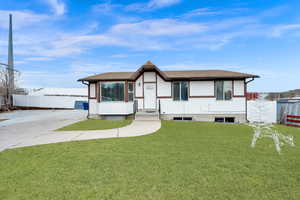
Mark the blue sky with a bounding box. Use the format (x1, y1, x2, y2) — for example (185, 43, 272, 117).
(0, 0, 300, 92)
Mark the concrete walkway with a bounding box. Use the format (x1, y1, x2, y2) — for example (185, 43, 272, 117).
(8, 120, 161, 150)
(0, 110, 161, 151)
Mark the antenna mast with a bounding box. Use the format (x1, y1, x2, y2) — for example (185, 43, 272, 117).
(7, 14, 14, 107)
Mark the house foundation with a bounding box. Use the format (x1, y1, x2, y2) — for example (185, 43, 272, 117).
(160, 114, 246, 123)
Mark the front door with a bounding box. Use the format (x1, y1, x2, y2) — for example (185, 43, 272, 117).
(144, 83, 156, 109)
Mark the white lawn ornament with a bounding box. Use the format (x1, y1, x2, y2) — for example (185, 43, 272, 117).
(249, 123, 295, 154)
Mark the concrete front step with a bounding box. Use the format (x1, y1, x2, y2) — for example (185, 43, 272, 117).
(135, 115, 160, 121)
(135, 110, 160, 121)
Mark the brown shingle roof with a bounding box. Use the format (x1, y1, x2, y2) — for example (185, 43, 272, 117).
(80, 72, 134, 81)
(164, 70, 258, 79)
(78, 61, 259, 81)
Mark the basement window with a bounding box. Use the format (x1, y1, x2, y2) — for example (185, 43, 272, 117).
(215, 117, 225, 123)
(215, 117, 235, 123)
(173, 117, 183, 121)
(173, 117, 193, 121)
(183, 117, 192, 121)
(225, 117, 235, 123)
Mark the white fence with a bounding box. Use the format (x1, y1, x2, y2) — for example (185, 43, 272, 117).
(13, 95, 87, 109)
(0, 96, 4, 109)
(247, 100, 277, 123)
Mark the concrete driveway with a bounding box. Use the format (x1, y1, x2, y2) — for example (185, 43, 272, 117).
(0, 110, 161, 152)
(0, 110, 87, 151)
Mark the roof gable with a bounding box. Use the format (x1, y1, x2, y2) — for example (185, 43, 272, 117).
(130, 61, 169, 80)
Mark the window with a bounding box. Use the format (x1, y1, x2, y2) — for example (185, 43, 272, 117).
(173, 117, 193, 121)
(128, 82, 134, 101)
(215, 117, 225, 123)
(183, 117, 192, 121)
(215, 81, 232, 100)
(225, 117, 235, 123)
(215, 117, 235, 123)
(173, 81, 188, 101)
(101, 82, 124, 101)
(173, 117, 183, 121)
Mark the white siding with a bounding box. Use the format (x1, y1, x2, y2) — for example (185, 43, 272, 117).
(98, 102, 134, 115)
(157, 75, 171, 97)
(190, 81, 214, 96)
(143, 72, 156, 82)
(160, 98, 246, 115)
(137, 98, 144, 110)
(135, 75, 143, 97)
(234, 80, 245, 96)
(89, 83, 96, 98)
(89, 99, 98, 114)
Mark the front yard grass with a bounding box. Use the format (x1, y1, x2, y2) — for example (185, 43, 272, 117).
(56, 119, 132, 131)
(0, 121, 300, 200)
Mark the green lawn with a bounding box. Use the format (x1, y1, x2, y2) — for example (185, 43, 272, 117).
(0, 121, 300, 200)
(56, 119, 132, 131)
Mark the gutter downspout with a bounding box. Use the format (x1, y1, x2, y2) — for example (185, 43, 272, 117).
(245, 77, 255, 122)
(246, 77, 255, 84)
(81, 81, 89, 119)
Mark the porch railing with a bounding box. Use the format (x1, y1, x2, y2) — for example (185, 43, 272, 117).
(133, 100, 138, 114)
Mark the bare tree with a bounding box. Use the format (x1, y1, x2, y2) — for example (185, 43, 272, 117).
(0, 65, 20, 111)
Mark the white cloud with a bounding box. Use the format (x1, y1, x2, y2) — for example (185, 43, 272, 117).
(44, 0, 66, 16)
(110, 54, 130, 58)
(0, 4, 296, 63)
(0, 11, 271, 61)
(47, 18, 207, 52)
(91, 2, 141, 23)
(70, 61, 135, 77)
(182, 8, 223, 18)
(110, 53, 144, 58)
(147, 0, 181, 9)
(126, 0, 181, 11)
(110, 19, 206, 36)
(0, 29, 85, 57)
(52, 34, 130, 50)
(0, 10, 49, 29)
(20, 61, 136, 88)
(92, 2, 121, 15)
(161, 63, 243, 71)
(19, 70, 82, 88)
(260, 5, 289, 17)
(25, 57, 54, 61)
(271, 24, 300, 37)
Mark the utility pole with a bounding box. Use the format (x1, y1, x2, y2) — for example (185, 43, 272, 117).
(7, 14, 14, 107)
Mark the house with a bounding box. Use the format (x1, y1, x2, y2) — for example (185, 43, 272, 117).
(78, 61, 259, 122)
